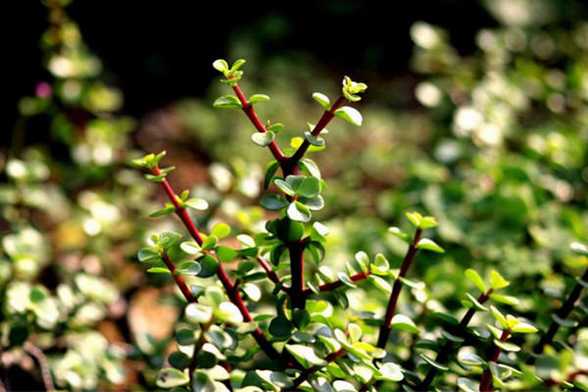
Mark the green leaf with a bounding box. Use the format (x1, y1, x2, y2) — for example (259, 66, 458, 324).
(138, 248, 160, 262)
(273, 178, 296, 196)
(335, 106, 363, 126)
(285, 345, 326, 368)
(249, 94, 270, 104)
(372, 253, 390, 274)
(391, 314, 419, 333)
(251, 131, 276, 147)
(267, 122, 284, 132)
(198, 255, 219, 278)
(269, 316, 293, 339)
(156, 368, 189, 388)
(419, 216, 438, 229)
(406, 211, 423, 227)
(388, 226, 409, 242)
(264, 161, 280, 190)
(458, 351, 484, 367)
(552, 314, 578, 328)
(304, 132, 325, 147)
(416, 238, 444, 253)
(185, 198, 209, 210)
(377, 362, 403, 382)
(213, 95, 242, 109)
(299, 158, 321, 179)
(490, 293, 519, 306)
(212, 59, 229, 73)
(342, 76, 368, 102)
(463, 292, 488, 311)
(457, 378, 478, 392)
(180, 241, 201, 255)
(242, 283, 261, 302)
(176, 260, 201, 276)
(147, 267, 171, 274)
(216, 246, 238, 263)
(185, 303, 213, 324)
(295, 176, 321, 198)
(287, 202, 311, 222)
(211, 223, 231, 239)
(511, 322, 538, 334)
(489, 270, 510, 290)
(465, 269, 486, 293)
(490, 305, 508, 329)
(149, 205, 176, 218)
(494, 339, 520, 352)
(214, 302, 243, 324)
(420, 354, 449, 371)
(570, 241, 588, 255)
(169, 351, 191, 370)
(260, 193, 288, 211)
(312, 92, 331, 109)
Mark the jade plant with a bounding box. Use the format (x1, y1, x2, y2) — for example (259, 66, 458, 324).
(131, 59, 541, 391)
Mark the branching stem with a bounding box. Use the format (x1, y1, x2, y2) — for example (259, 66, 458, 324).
(419, 290, 493, 389)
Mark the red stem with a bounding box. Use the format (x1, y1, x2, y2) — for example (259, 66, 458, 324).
(256, 256, 286, 290)
(287, 96, 346, 171)
(302, 271, 371, 297)
(162, 253, 196, 302)
(232, 84, 287, 166)
(152, 168, 294, 366)
(377, 228, 422, 348)
(479, 330, 510, 392)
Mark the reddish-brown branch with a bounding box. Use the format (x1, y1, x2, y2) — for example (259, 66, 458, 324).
(24, 342, 55, 392)
(534, 267, 588, 356)
(479, 329, 510, 392)
(377, 228, 423, 348)
(232, 84, 287, 166)
(256, 256, 287, 290)
(287, 96, 346, 171)
(418, 290, 493, 389)
(151, 168, 296, 367)
(302, 271, 371, 297)
(162, 253, 196, 302)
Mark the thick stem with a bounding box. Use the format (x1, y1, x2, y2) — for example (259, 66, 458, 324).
(302, 271, 370, 297)
(288, 242, 306, 309)
(287, 97, 346, 172)
(232, 84, 287, 166)
(479, 330, 510, 392)
(162, 253, 196, 302)
(419, 290, 492, 389)
(533, 267, 588, 356)
(377, 229, 422, 348)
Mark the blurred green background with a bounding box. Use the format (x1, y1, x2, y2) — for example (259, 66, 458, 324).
(4, 0, 588, 389)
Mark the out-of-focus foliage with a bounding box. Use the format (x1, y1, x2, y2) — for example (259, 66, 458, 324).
(3, 0, 588, 390)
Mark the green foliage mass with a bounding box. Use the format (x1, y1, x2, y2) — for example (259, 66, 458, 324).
(3, 1, 588, 391)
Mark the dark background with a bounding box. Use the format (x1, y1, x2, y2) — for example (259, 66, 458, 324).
(6, 1, 500, 133)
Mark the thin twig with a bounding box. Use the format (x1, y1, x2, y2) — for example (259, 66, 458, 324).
(377, 228, 422, 348)
(288, 349, 346, 390)
(418, 290, 493, 389)
(533, 267, 588, 356)
(302, 271, 371, 297)
(24, 342, 54, 392)
(232, 84, 287, 166)
(162, 253, 196, 302)
(479, 329, 510, 392)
